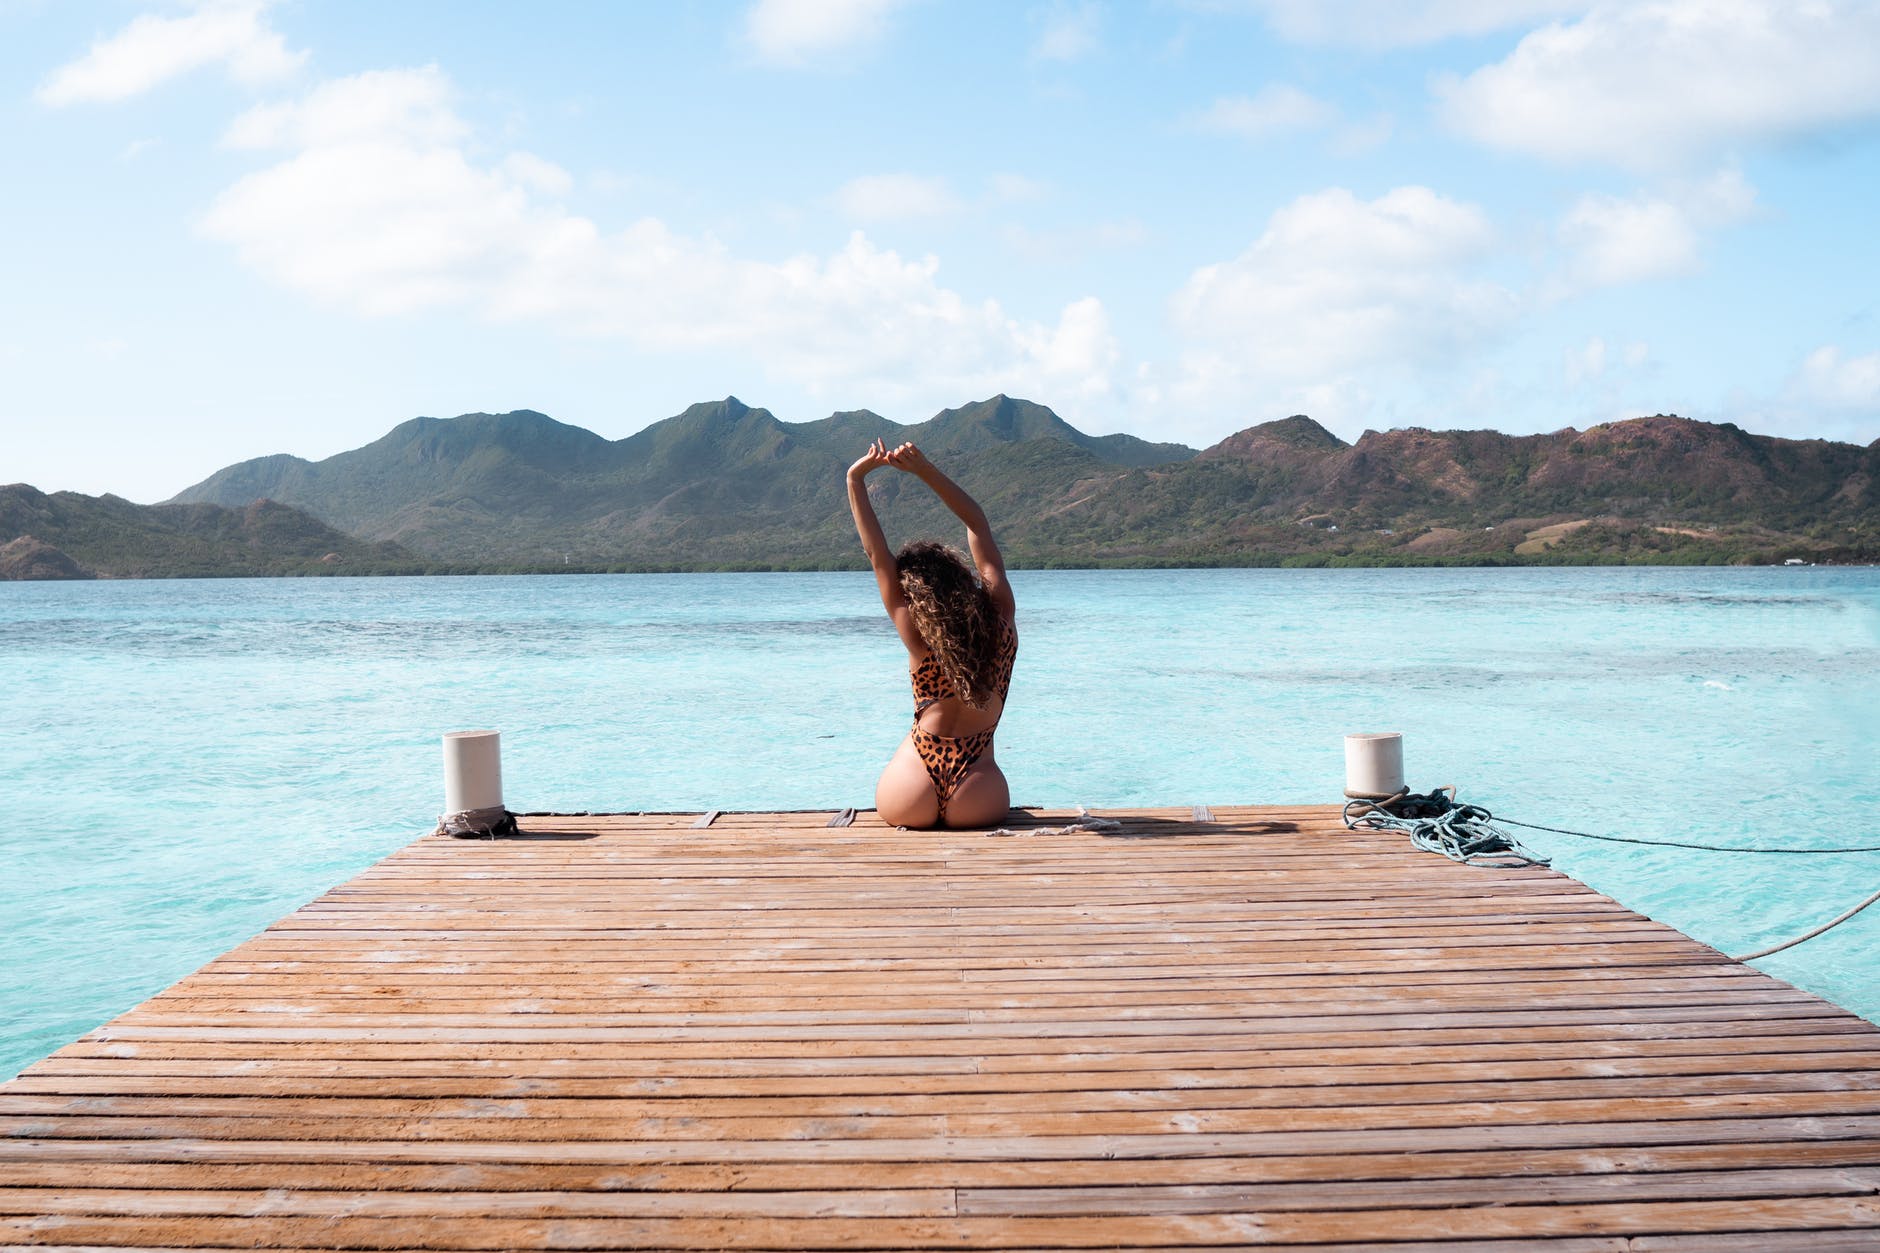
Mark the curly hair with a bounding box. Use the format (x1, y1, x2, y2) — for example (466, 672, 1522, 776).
(896, 540, 1004, 709)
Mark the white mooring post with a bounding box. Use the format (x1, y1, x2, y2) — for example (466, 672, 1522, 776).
(1343, 731, 1405, 800)
(442, 730, 505, 823)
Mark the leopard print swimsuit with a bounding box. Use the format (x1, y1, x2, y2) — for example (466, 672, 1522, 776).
(909, 617, 1018, 822)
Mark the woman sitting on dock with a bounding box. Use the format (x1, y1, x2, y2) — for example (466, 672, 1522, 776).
(847, 440, 1017, 829)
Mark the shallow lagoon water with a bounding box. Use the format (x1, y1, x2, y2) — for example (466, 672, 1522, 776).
(3, 566, 1876, 1078)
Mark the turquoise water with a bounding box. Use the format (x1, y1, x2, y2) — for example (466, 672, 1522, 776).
(2, 567, 1876, 1078)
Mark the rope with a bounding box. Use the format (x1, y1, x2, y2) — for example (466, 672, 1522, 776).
(435, 806, 517, 839)
(1498, 817, 1880, 855)
(1342, 788, 1550, 868)
(1732, 886, 1880, 961)
(985, 804, 1123, 837)
(1483, 804, 1880, 958)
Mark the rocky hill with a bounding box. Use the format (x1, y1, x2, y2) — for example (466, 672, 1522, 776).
(169, 396, 1198, 566)
(0, 485, 423, 579)
(0, 536, 91, 580)
(135, 398, 1880, 570)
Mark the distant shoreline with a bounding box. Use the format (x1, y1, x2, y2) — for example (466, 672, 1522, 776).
(9, 556, 1871, 583)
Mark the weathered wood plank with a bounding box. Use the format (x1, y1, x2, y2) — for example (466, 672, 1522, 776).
(6, 1198, 1880, 1249)
(16, 1050, 1880, 1099)
(4, 1139, 1879, 1192)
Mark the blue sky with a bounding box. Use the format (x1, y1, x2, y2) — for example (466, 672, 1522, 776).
(6, 0, 1880, 501)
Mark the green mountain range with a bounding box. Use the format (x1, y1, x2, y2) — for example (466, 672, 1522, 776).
(5, 395, 1876, 578)
(0, 485, 418, 579)
(167, 395, 1197, 568)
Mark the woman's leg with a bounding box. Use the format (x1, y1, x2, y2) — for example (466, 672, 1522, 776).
(875, 734, 941, 828)
(941, 756, 1010, 829)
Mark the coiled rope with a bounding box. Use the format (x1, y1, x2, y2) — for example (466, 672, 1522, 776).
(1352, 788, 1878, 962)
(1342, 788, 1550, 868)
(435, 805, 517, 839)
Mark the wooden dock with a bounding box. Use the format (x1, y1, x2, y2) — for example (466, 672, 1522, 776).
(5, 804, 1879, 1249)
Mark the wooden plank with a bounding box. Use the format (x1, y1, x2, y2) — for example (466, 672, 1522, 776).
(5, 1199, 1880, 1248)
(17, 1050, 1880, 1099)
(12, 1061, 1880, 1112)
(13, 1091, 1880, 1145)
(4, 1140, 1880, 1192)
(11, 1115, 1880, 1165)
(14, 1166, 1880, 1219)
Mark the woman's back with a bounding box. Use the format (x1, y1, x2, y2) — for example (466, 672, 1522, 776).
(910, 615, 1017, 737)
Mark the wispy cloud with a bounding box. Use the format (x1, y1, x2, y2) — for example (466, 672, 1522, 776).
(1739, 343, 1880, 443)
(1032, 1, 1102, 61)
(1191, 84, 1392, 156)
(37, 0, 305, 106)
(1191, 84, 1334, 139)
(1218, 0, 1593, 50)
(989, 173, 1050, 204)
(832, 173, 961, 222)
(1795, 345, 1880, 413)
(1002, 218, 1147, 262)
(1563, 335, 1651, 394)
(742, 0, 912, 67)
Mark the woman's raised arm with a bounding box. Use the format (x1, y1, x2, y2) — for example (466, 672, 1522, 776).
(886, 444, 1014, 620)
(847, 440, 926, 653)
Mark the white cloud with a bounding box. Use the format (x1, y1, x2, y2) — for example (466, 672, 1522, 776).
(1164, 186, 1519, 432)
(1437, 0, 1880, 170)
(1226, 0, 1593, 49)
(1192, 86, 1392, 156)
(1331, 112, 1395, 156)
(989, 172, 1050, 203)
(1796, 345, 1880, 411)
(37, 0, 304, 106)
(1749, 344, 1880, 442)
(1033, 2, 1103, 61)
(1565, 335, 1607, 385)
(1565, 334, 1650, 385)
(1002, 218, 1148, 261)
(1559, 193, 1700, 287)
(1174, 185, 1515, 377)
(1192, 84, 1335, 139)
(1555, 166, 1757, 291)
(501, 152, 575, 198)
(743, 0, 910, 66)
(221, 66, 465, 150)
(199, 67, 1117, 407)
(832, 173, 961, 222)
(1680, 164, 1758, 225)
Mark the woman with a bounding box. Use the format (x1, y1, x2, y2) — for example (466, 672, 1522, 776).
(847, 439, 1017, 829)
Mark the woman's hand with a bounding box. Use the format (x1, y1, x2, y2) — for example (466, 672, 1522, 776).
(886, 442, 935, 478)
(848, 438, 892, 480)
